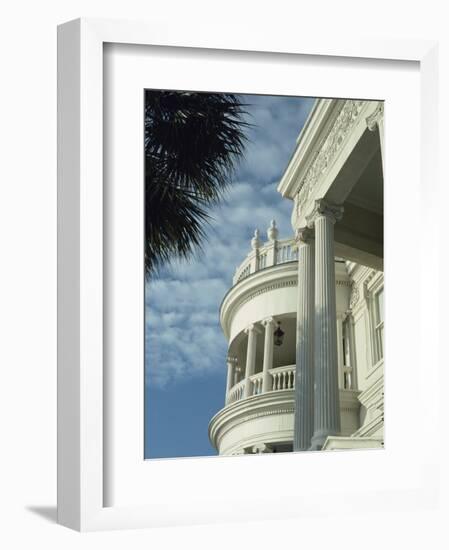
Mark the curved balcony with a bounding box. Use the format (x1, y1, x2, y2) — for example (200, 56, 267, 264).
(209, 361, 361, 455)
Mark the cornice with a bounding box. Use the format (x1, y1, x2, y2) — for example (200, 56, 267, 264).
(352, 414, 384, 439)
(357, 375, 384, 408)
(277, 99, 337, 199)
(208, 391, 295, 449)
(215, 407, 295, 449)
(221, 260, 351, 341)
(220, 263, 298, 339)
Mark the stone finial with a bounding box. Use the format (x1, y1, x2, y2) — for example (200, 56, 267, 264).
(251, 228, 261, 250)
(267, 219, 279, 241)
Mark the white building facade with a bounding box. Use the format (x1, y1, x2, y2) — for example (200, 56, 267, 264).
(209, 98, 384, 455)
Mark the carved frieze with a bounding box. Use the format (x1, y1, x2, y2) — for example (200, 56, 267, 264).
(349, 283, 360, 308)
(296, 100, 365, 210)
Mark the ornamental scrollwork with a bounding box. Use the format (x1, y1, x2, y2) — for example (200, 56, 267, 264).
(366, 102, 384, 132)
(349, 283, 360, 308)
(296, 100, 365, 208)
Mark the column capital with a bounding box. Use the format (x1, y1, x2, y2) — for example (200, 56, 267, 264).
(306, 199, 344, 227)
(226, 355, 238, 365)
(366, 102, 384, 132)
(261, 316, 276, 328)
(244, 323, 261, 335)
(294, 226, 314, 245)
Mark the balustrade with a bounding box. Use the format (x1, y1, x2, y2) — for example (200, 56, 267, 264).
(249, 373, 263, 396)
(276, 243, 298, 264)
(270, 365, 295, 391)
(232, 237, 298, 286)
(226, 364, 296, 404)
(227, 379, 245, 404)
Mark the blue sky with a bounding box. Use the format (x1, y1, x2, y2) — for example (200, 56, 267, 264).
(145, 94, 315, 459)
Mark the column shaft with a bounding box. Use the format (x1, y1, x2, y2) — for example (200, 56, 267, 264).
(262, 319, 275, 393)
(293, 232, 315, 451)
(225, 360, 234, 402)
(310, 204, 342, 450)
(244, 325, 258, 398)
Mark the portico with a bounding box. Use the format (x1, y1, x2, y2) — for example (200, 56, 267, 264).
(278, 98, 384, 451)
(209, 98, 384, 456)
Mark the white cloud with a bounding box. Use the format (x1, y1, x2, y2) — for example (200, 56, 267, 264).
(145, 95, 314, 388)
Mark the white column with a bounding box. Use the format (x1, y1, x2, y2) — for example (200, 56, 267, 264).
(244, 324, 259, 398)
(262, 317, 276, 393)
(308, 200, 343, 450)
(225, 357, 236, 402)
(293, 228, 315, 452)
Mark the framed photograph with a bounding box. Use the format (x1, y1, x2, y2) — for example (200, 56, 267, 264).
(58, 18, 441, 531)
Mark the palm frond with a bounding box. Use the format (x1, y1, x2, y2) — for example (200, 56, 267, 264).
(144, 90, 250, 274)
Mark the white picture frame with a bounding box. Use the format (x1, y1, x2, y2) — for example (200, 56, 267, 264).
(57, 17, 442, 532)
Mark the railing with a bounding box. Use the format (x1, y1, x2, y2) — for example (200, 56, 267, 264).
(249, 372, 263, 396)
(227, 379, 245, 404)
(236, 264, 251, 283)
(227, 365, 296, 405)
(232, 237, 297, 286)
(276, 243, 298, 265)
(270, 365, 295, 391)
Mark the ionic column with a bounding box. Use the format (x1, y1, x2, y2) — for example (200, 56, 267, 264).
(262, 317, 276, 393)
(307, 200, 344, 450)
(244, 324, 260, 398)
(293, 228, 315, 452)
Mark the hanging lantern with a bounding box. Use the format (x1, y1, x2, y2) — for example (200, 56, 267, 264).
(274, 322, 284, 346)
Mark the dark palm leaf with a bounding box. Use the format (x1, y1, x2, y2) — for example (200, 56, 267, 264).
(144, 90, 250, 274)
